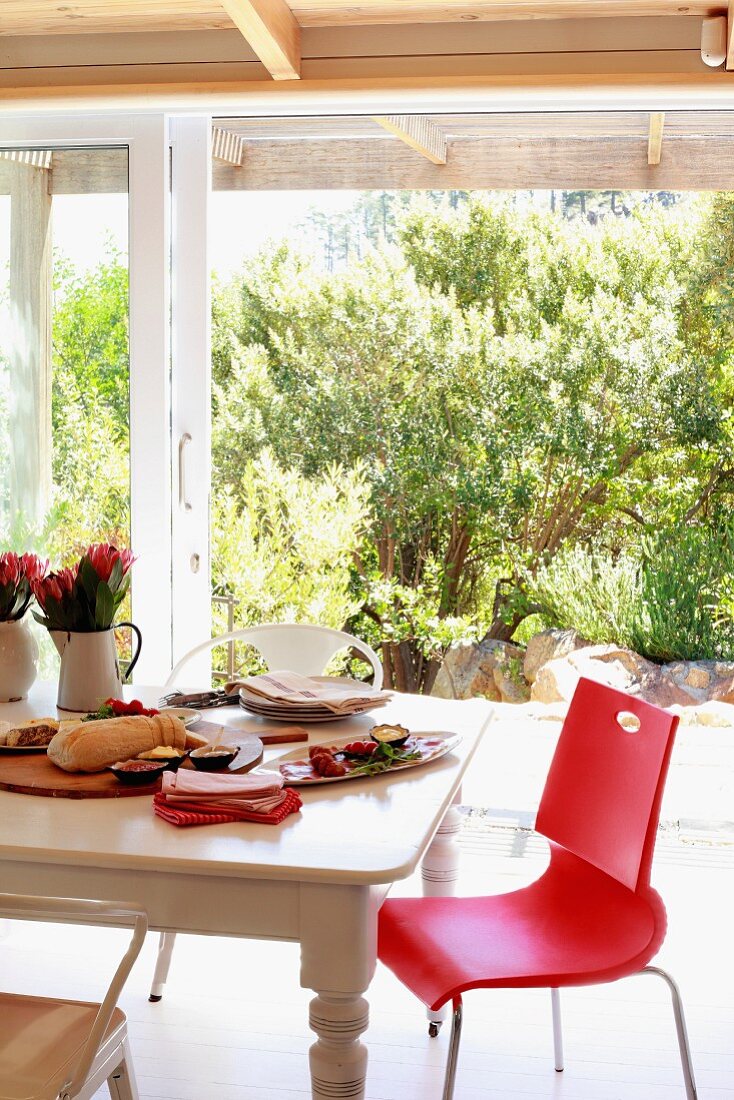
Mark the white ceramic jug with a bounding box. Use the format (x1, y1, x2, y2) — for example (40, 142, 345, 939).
(50, 622, 142, 712)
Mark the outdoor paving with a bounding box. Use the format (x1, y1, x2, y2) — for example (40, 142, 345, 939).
(461, 701, 734, 841)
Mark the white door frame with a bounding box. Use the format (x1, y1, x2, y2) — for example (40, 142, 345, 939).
(0, 114, 172, 683)
(170, 115, 212, 682)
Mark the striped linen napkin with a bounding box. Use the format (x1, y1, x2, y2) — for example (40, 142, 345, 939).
(153, 769, 302, 827)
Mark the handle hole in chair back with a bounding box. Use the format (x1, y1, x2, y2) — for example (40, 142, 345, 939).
(535, 677, 679, 891)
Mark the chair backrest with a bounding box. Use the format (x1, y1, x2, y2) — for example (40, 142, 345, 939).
(166, 622, 384, 691)
(535, 677, 679, 892)
(0, 894, 147, 1098)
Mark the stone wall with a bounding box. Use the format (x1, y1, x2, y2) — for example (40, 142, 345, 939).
(431, 628, 734, 709)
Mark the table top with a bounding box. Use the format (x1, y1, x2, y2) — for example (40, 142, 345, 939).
(0, 683, 492, 886)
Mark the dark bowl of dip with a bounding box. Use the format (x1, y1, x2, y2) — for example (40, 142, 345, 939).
(109, 759, 167, 786)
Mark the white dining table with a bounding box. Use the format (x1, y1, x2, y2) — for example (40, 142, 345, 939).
(0, 682, 492, 1100)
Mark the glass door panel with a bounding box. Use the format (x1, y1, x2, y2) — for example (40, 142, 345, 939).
(0, 146, 130, 673)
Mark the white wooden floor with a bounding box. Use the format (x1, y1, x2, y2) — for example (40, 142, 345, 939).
(2, 820, 732, 1100)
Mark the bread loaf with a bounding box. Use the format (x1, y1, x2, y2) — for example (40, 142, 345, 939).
(47, 712, 186, 773)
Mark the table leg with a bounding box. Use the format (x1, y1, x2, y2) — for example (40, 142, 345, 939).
(300, 882, 378, 1100)
(422, 785, 463, 1034)
(309, 991, 370, 1099)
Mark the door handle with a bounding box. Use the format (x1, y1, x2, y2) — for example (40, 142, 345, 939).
(178, 432, 192, 512)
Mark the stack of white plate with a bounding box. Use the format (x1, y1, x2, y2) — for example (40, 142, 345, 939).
(238, 676, 389, 724)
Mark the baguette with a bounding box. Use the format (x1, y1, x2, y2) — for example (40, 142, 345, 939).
(47, 712, 187, 773)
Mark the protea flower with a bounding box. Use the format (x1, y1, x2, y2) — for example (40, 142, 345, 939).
(0, 552, 48, 622)
(85, 544, 135, 585)
(33, 544, 135, 633)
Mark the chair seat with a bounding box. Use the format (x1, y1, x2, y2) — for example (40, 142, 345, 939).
(378, 844, 664, 1012)
(0, 993, 126, 1100)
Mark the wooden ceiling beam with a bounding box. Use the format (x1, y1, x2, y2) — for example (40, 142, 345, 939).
(647, 111, 665, 163)
(219, 0, 300, 79)
(373, 115, 447, 164)
(292, 1, 724, 27)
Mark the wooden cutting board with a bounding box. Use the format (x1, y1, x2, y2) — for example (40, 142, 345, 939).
(0, 723, 264, 799)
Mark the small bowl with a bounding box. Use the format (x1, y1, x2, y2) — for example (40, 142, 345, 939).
(189, 745, 240, 771)
(137, 749, 190, 772)
(109, 760, 167, 786)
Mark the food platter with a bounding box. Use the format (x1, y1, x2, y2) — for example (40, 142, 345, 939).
(256, 730, 462, 786)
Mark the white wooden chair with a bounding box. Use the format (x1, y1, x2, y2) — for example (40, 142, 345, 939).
(150, 622, 384, 1002)
(0, 894, 147, 1100)
(164, 622, 383, 692)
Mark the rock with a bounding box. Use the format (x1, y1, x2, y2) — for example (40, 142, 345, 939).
(523, 629, 591, 685)
(431, 639, 526, 702)
(493, 655, 531, 703)
(668, 701, 734, 727)
(531, 644, 695, 707)
(662, 661, 734, 706)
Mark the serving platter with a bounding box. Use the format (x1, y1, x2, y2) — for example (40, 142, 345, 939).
(256, 730, 462, 786)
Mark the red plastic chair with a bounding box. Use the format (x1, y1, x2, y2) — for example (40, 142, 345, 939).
(378, 677, 697, 1100)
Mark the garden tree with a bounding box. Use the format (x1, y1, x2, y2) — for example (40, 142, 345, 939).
(213, 196, 720, 690)
(49, 251, 130, 562)
(211, 451, 370, 644)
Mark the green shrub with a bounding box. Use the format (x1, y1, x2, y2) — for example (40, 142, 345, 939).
(528, 544, 642, 649)
(529, 526, 734, 663)
(633, 525, 734, 662)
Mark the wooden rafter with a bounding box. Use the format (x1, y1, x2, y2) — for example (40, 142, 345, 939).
(212, 127, 246, 166)
(647, 111, 664, 164)
(373, 115, 447, 164)
(219, 0, 300, 80)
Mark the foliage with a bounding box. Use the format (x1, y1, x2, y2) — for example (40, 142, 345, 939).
(530, 527, 734, 663)
(529, 544, 643, 649)
(210, 452, 370, 677)
(213, 195, 723, 689)
(634, 525, 734, 662)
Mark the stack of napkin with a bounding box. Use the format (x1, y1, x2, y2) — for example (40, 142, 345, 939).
(153, 769, 302, 827)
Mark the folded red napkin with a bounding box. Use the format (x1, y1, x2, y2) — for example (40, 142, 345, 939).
(154, 768, 301, 827)
(162, 769, 285, 806)
(153, 787, 302, 827)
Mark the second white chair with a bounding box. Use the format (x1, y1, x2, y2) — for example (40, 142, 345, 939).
(0, 894, 147, 1100)
(150, 621, 384, 1001)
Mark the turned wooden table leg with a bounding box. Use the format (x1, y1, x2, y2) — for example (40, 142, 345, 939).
(422, 785, 463, 1034)
(309, 992, 370, 1099)
(300, 882, 379, 1100)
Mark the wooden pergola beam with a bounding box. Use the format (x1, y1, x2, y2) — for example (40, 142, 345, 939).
(373, 115, 447, 164)
(212, 126, 246, 166)
(219, 0, 300, 80)
(212, 134, 734, 191)
(647, 111, 665, 163)
(0, 150, 52, 170)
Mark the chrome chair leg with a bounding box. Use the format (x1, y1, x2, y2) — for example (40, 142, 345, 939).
(441, 999, 463, 1100)
(641, 966, 698, 1100)
(551, 987, 564, 1071)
